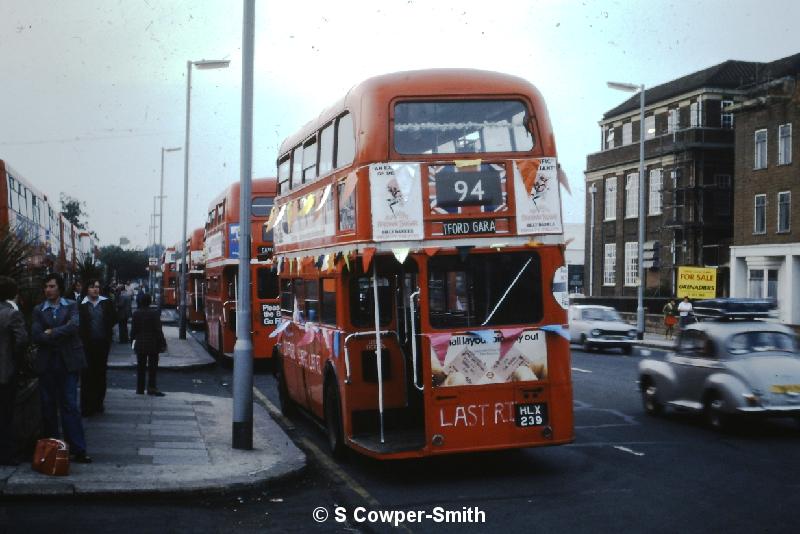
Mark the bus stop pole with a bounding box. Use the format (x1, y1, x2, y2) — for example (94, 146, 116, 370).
(232, 0, 255, 450)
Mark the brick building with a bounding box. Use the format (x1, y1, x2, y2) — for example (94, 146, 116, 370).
(585, 60, 767, 299)
(729, 53, 800, 325)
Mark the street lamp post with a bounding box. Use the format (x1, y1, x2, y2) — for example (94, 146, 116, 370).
(607, 81, 646, 339)
(179, 58, 231, 340)
(589, 183, 597, 296)
(158, 146, 181, 309)
(232, 0, 256, 451)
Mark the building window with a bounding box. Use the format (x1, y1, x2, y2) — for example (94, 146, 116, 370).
(622, 122, 632, 145)
(767, 269, 778, 299)
(754, 194, 766, 234)
(748, 269, 764, 298)
(778, 123, 792, 165)
(605, 126, 615, 150)
(754, 129, 768, 169)
(604, 177, 617, 220)
(690, 101, 702, 127)
(648, 168, 662, 215)
(624, 242, 639, 287)
(715, 174, 731, 189)
(644, 115, 655, 139)
(667, 109, 679, 133)
(721, 100, 733, 129)
(625, 173, 639, 218)
(603, 244, 616, 286)
(778, 191, 791, 233)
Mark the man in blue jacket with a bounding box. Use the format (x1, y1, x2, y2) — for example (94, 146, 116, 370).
(32, 273, 92, 463)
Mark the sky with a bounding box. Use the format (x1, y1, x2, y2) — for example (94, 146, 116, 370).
(1, 0, 798, 250)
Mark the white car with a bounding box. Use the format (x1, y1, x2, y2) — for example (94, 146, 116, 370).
(568, 305, 637, 354)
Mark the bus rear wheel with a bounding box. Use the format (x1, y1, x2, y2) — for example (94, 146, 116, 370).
(324, 378, 346, 458)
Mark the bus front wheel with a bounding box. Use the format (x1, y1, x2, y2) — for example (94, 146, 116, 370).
(324, 377, 346, 458)
(276, 358, 295, 417)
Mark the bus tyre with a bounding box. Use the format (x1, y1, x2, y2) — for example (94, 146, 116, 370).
(324, 378, 346, 458)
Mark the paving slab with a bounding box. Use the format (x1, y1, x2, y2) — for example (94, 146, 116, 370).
(0, 388, 305, 497)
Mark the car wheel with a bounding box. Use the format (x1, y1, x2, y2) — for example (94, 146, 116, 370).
(622, 344, 633, 355)
(641, 378, 663, 416)
(581, 334, 592, 352)
(324, 376, 346, 458)
(705, 393, 731, 431)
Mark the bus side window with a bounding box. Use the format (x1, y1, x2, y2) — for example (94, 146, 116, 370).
(335, 112, 354, 168)
(291, 146, 302, 190)
(280, 279, 293, 315)
(320, 278, 337, 325)
(293, 278, 305, 322)
(319, 123, 334, 176)
(277, 156, 290, 194)
(302, 137, 318, 183)
(257, 268, 278, 300)
(304, 279, 319, 322)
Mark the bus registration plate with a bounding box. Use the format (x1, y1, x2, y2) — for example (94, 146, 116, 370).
(515, 403, 548, 427)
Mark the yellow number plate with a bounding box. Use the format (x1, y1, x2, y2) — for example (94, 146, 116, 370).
(770, 384, 800, 394)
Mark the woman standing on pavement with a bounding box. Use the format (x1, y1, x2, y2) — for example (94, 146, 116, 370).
(129, 293, 166, 396)
(662, 299, 678, 339)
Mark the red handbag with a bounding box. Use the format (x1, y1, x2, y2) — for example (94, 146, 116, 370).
(32, 438, 70, 476)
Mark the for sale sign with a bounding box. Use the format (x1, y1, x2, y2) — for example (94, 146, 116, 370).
(677, 266, 717, 299)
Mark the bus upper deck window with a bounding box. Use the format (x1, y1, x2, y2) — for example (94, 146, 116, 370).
(251, 196, 273, 218)
(302, 138, 318, 183)
(393, 100, 534, 155)
(335, 113, 354, 167)
(319, 124, 334, 176)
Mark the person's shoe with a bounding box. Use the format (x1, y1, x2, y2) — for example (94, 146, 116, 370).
(73, 452, 93, 464)
(147, 389, 166, 397)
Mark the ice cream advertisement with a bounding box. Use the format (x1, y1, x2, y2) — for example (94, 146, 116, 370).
(513, 157, 563, 234)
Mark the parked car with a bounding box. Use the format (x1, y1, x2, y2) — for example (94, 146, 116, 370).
(568, 304, 637, 354)
(638, 299, 800, 430)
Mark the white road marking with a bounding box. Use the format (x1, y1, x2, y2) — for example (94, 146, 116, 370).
(572, 367, 593, 373)
(613, 445, 645, 457)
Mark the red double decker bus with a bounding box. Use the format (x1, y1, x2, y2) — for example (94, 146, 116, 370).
(268, 69, 574, 459)
(203, 178, 279, 359)
(161, 246, 178, 307)
(186, 227, 206, 329)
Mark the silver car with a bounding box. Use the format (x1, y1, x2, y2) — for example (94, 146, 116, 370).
(569, 304, 637, 354)
(638, 320, 800, 430)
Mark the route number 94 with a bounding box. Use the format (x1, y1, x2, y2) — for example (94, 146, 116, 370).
(436, 170, 502, 207)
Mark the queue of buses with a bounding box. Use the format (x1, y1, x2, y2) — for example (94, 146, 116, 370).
(1, 159, 97, 286)
(166, 68, 574, 460)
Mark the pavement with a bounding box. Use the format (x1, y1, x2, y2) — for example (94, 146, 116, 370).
(0, 312, 306, 498)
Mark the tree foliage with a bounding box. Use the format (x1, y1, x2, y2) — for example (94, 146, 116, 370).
(60, 193, 87, 230)
(97, 245, 149, 282)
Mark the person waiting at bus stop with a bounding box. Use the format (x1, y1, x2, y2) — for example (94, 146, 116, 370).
(130, 293, 166, 396)
(79, 278, 116, 416)
(115, 284, 131, 344)
(0, 276, 28, 466)
(32, 273, 92, 463)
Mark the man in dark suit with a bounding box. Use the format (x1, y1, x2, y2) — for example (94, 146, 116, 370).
(0, 276, 28, 466)
(32, 273, 91, 463)
(115, 285, 131, 344)
(79, 278, 116, 416)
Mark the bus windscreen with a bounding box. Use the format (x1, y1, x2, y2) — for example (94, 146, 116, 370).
(393, 100, 534, 154)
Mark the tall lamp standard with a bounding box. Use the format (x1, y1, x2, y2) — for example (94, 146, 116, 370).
(588, 183, 597, 296)
(158, 146, 182, 309)
(607, 81, 646, 339)
(179, 58, 231, 339)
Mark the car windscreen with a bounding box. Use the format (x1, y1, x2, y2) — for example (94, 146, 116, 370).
(726, 331, 798, 355)
(583, 308, 622, 322)
(394, 100, 534, 155)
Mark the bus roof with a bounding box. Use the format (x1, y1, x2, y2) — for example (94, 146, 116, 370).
(206, 177, 277, 214)
(278, 68, 555, 157)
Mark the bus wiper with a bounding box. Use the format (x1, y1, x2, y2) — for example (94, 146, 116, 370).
(481, 258, 532, 326)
